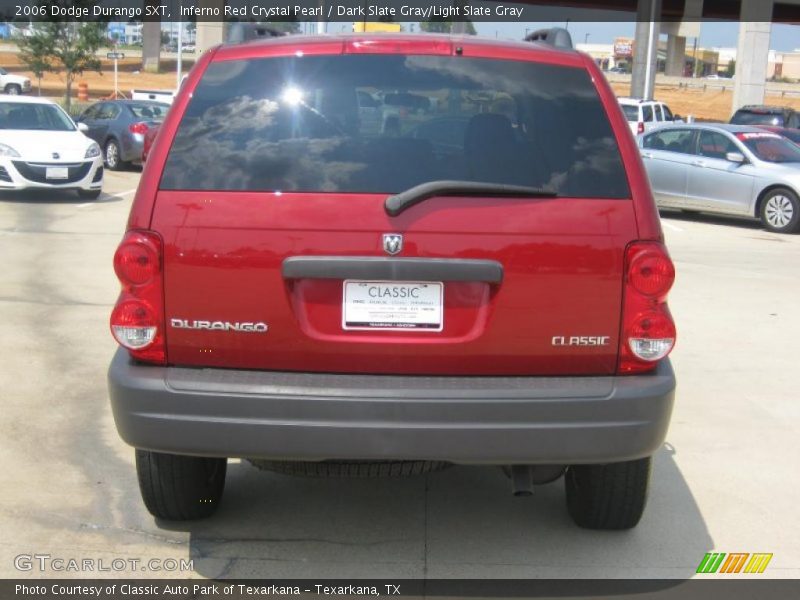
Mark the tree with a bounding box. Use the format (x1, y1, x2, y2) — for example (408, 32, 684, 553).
(726, 59, 736, 78)
(419, 20, 477, 35)
(16, 31, 52, 96)
(16, 21, 105, 111)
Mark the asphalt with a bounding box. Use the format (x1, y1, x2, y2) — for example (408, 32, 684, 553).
(1, 171, 798, 579)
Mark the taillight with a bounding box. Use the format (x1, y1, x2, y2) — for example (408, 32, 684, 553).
(110, 230, 165, 364)
(637, 121, 645, 135)
(129, 122, 149, 135)
(618, 242, 676, 374)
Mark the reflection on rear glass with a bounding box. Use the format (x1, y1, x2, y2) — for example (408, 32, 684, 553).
(161, 55, 630, 198)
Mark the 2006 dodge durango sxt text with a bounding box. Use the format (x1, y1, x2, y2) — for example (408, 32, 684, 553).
(107, 31, 677, 530)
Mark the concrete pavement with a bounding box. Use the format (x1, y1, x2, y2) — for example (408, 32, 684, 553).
(0, 174, 798, 579)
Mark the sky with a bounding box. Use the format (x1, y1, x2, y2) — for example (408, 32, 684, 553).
(472, 21, 800, 51)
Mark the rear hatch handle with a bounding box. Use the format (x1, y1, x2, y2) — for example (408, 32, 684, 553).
(283, 257, 503, 284)
(385, 180, 558, 216)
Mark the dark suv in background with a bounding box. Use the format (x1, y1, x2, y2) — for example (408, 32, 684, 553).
(731, 105, 800, 129)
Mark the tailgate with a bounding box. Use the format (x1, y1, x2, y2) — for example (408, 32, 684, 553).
(154, 193, 636, 375)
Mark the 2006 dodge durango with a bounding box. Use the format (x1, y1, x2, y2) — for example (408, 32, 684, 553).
(108, 31, 677, 530)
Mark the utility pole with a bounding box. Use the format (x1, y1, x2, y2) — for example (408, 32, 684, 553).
(176, 22, 183, 89)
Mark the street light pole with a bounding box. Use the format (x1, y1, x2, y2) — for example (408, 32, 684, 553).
(585, 33, 590, 44)
(176, 21, 183, 89)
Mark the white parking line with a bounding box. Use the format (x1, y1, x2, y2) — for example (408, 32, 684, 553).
(662, 221, 685, 232)
(77, 188, 138, 209)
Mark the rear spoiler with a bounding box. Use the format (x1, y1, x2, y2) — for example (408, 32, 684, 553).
(524, 27, 574, 50)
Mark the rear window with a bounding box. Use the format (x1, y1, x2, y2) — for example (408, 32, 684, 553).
(731, 110, 785, 127)
(621, 104, 639, 121)
(128, 103, 169, 120)
(160, 55, 630, 198)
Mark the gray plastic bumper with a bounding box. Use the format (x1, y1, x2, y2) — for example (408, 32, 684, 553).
(108, 349, 676, 464)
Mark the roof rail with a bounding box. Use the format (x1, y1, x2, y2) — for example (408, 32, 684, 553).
(524, 27, 574, 50)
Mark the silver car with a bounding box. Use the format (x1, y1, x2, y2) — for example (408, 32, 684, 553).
(639, 123, 800, 233)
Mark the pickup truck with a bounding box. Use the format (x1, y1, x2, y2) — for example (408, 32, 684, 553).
(0, 67, 31, 95)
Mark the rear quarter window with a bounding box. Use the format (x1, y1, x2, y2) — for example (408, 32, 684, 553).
(160, 54, 630, 199)
(621, 104, 639, 121)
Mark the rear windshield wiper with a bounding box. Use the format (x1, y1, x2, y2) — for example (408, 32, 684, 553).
(385, 180, 558, 217)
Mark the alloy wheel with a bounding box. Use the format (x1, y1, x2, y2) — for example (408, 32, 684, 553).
(765, 195, 794, 229)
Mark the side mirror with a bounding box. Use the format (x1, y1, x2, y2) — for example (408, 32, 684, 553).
(77, 122, 89, 132)
(726, 152, 746, 164)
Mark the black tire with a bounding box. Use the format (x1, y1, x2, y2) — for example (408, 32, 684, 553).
(77, 188, 102, 200)
(4, 84, 21, 95)
(565, 457, 651, 530)
(249, 459, 450, 478)
(104, 139, 125, 171)
(759, 187, 800, 234)
(135, 450, 227, 521)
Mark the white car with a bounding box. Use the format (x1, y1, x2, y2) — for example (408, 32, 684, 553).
(0, 96, 104, 198)
(0, 67, 32, 95)
(618, 98, 680, 136)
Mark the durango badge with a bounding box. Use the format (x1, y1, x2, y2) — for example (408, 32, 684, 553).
(170, 319, 268, 333)
(382, 233, 403, 255)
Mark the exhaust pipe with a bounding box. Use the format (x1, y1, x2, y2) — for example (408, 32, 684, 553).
(510, 465, 534, 497)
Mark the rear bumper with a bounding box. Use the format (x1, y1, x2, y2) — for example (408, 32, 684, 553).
(108, 349, 676, 465)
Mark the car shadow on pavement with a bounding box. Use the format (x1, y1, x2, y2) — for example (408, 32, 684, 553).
(660, 209, 764, 232)
(156, 443, 711, 579)
(0, 189, 125, 204)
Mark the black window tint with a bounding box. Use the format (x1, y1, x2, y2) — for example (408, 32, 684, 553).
(161, 55, 630, 198)
(642, 105, 654, 122)
(662, 104, 674, 121)
(644, 129, 696, 154)
(654, 105, 664, 121)
(697, 131, 738, 159)
(731, 110, 783, 127)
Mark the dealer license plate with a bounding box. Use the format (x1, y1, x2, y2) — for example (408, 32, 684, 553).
(46, 167, 69, 180)
(342, 280, 443, 332)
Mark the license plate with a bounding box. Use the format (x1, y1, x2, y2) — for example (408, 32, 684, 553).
(342, 280, 443, 332)
(46, 167, 69, 180)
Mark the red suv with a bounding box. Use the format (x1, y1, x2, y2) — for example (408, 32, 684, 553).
(108, 32, 676, 530)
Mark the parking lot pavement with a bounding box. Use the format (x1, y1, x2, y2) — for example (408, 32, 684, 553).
(1, 177, 798, 580)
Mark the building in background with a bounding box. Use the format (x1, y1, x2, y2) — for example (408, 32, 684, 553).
(352, 22, 403, 33)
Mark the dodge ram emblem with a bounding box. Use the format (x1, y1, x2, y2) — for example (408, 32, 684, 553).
(383, 233, 403, 255)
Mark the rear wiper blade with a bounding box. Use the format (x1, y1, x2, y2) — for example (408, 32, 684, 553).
(385, 180, 558, 217)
